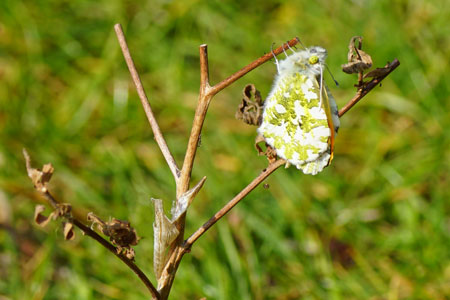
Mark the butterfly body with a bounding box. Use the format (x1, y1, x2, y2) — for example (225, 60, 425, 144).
(257, 46, 340, 175)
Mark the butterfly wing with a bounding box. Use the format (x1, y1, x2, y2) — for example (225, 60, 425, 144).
(258, 72, 331, 169)
(297, 78, 338, 175)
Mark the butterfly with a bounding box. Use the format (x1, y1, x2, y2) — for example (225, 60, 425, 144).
(257, 45, 340, 175)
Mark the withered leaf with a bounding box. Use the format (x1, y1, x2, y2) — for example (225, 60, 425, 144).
(123, 248, 136, 260)
(55, 203, 72, 218)
(363, 63, 394, 79)
(106, 218, 139, 247)
(87, 212, 108, 235)
(23, 149, 54, 193)
(63, 222, 75, 240)
(255, 134, 266, 156)
(34, 204, 73, 227)
(341, 36, 373, 74)
(88, 213, 139, 248)
(235, 84, 264, 126)
(153, 198, 179, 280)
(255, 134, 278, 163)
(34, 205, 53, 227)
(171, 176, 206, 223)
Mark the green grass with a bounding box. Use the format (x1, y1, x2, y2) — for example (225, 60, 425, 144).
(1, 0, 449, 299)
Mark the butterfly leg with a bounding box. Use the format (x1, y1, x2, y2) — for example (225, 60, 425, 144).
(271, 43, 280, 74)
(282, 43, 289, 58)
(286, 41, 297, 54)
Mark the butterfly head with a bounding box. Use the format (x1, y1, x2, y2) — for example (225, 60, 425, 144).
(278, 46, 327, 77)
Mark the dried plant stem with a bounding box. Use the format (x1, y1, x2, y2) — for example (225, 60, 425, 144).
(114, 24, 180, 181)
(184, 159, 286, 248)
(177, 45, 212, 196)
(338, 59, 400, 117)
(154, 160, 287, 298)
(23, 149, 160, 299)
(209, 38, 300, 95)
(72, 217, 159, 299)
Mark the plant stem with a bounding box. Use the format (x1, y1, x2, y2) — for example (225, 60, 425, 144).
(338, 59, 400, 117)
(114, 24, 180, 181)
(23, 149, 160, 299)
(184, 159, 285, 248)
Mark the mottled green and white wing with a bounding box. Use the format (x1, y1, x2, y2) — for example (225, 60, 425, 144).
(258, 72, 332, 173)
(298, 85, 339, 175)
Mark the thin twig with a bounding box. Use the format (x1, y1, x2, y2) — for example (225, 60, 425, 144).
(208, 38, 300, 96)
(114, 24, 180, 181)
(23, 150, 160, 299)
(184, 159, 286, 248)
(177, 45, 212, 196)
(338, 59, 400, 117)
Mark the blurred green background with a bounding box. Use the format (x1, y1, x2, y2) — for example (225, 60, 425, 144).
(1, 0, 449, 299)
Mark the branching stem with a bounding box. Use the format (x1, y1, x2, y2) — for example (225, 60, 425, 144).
(23, 150, 160, 299)
(338, 59, 400, 117)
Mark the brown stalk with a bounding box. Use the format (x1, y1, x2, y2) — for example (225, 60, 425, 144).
(184, 159, 286, 248)
(23, 150, 160, 300)
(338, 59, 400, 117)
(114, 24, 180, 181)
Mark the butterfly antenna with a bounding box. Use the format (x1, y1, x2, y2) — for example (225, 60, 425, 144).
(325, 64, 339, 86)
(271, 43, 280, 73)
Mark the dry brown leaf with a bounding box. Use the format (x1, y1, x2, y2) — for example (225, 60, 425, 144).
(34, 205, 53, 227)
(235, 84, 264, 126)
(55, 203, 72, 218)
(63, 222, 75, 240)
(153, 198, 179, 280)
(34, 204, 73, 229)
(23, 149, 54, 193)
(88, 213, 139, 248)
(254, 134, 278, 163)
(123, 248, 136, 260)
(107, 218, 139, 247)
(254, 134, 266, 156)
(342, 36, 373, 74)
(363, 63, 394, 79)
(87, 212, 108, 235)
(171, 177, 206, 223)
